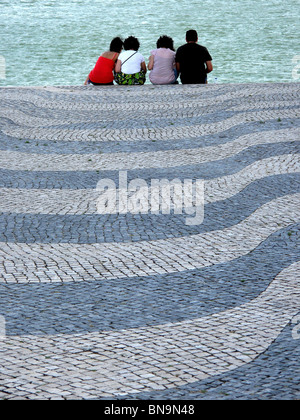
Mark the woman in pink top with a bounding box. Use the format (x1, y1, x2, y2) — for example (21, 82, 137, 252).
(148, 35, 178, 85)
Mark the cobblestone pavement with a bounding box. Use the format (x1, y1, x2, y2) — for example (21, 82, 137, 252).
(0, 83, 299, 400)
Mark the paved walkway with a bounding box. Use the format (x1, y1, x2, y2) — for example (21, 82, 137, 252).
(0, 83, 299, 400)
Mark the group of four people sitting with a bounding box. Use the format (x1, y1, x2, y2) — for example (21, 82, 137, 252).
(84, 30, 213, 86)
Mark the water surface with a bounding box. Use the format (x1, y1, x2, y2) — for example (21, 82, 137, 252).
(0, 0, 299, 85)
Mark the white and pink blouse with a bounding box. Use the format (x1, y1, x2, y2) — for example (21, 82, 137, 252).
(149, 48, 176, 85)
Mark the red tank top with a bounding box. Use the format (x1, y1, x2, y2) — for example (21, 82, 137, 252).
(89, 53, 118, 84)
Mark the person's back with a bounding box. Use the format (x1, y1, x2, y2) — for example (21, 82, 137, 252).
(175, 30, 213, 84)
(89, 52, 118, 84)
(84, 37, 123, 85)
(148, 36, 177, 85)
(149, 49, 176, 85)
(114, 36, 147, 85)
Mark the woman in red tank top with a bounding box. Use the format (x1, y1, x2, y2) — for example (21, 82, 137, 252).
(84, 37, 123, 85)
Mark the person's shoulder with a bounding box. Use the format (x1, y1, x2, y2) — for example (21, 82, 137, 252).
(175, 44, 186, 56)
(176, 44, 187, 51)
(197, 44, 212, 59)
(197, 44, 209, 52)
(118, 50, 126, 59)
(137, 51, 145, 60)
(102, 51, 117, 59)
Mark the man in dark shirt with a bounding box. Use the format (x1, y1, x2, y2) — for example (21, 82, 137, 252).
(175, 30, 213, 84)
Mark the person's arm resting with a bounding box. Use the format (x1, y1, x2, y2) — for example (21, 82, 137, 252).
(141, 61, 147, 73)
(148, 55, 154, 71)
(206, 61, 213, 74)
(115, 59, 121, 73)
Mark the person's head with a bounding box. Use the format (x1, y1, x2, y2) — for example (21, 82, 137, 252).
(186, 29, 198, 43)
(110, 37, 123, 53)
(124, 36, 140, 51)
(156, 35, 175, 51)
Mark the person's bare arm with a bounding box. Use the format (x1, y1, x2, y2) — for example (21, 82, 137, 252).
(148, 55, 154, 70)
(115, 59, 122, 73)
(141, 61, 147, 73)
(206, 61, 213, 73)
(176, 62, 180, 73)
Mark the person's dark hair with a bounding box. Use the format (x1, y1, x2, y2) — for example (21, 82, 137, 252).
(156, 35, 175, 51)
(110, 37, 123, 53)
(124, 36, 140, 51)
(186, 29, 198, 42)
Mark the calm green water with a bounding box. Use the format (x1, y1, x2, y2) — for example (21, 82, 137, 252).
(0, 0, 299, 86)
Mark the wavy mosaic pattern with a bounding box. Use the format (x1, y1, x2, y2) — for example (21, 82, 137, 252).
(0, 83, 299, 400)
